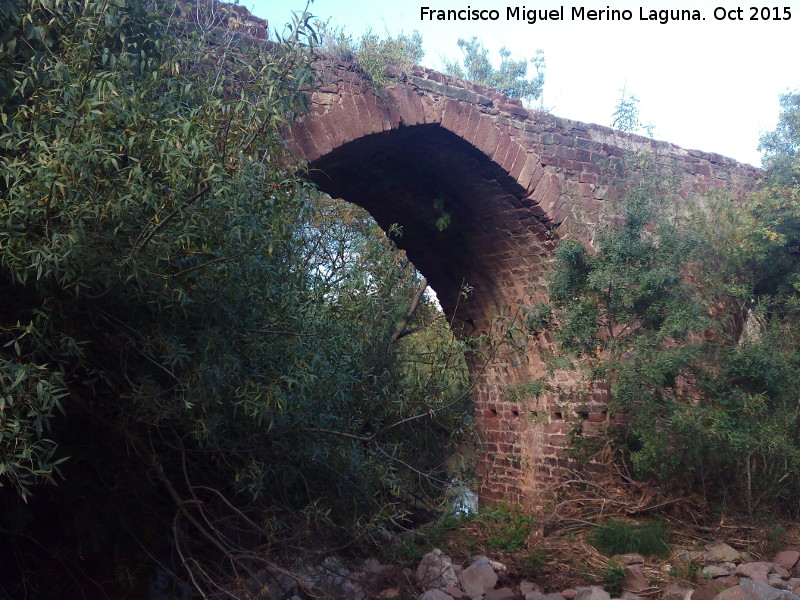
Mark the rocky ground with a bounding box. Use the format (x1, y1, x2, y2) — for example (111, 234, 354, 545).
(261, 542, 800, 600)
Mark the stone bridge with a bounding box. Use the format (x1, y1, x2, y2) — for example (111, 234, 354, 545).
(286, 57, 762, 507)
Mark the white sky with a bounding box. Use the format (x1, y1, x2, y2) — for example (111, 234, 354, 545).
(248, 0, 800, 167)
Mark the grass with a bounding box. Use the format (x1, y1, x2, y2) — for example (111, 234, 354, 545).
(590, 519, 670, 557)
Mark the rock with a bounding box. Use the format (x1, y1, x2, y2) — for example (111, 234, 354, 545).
(774, 553, 800, 571)
(676, 550, 713, 563)
(623, 565, 649, 593)
(575, 586, 611, 600)
(417, 550, 460, 591)
(485, 588, 514, 600)
(692, 578, 739, 600)
(562, 590, 577, 600)
(622, 593, 644, 600)
(252, 567, 297, 599)
(444, 587, 466, 599)
(528, 594, 566, 600)
(520, 581, 541, 597)
(380, 590, 401, 600)
(488, 559, 508, 574)
(772, 566, 792, 580)
(789, 580, 800, 594)
(739, 578, 800, 600)
(707, 543, 742, 563)
(737, 563, 774, 585)
(663, 584, 694, 600)
(768, 576, 791, 591)
(460, 557, 498, 600)
(297, 558, 362, 600)
(704, 566, 735, 578)
(715, 586, 764, 600)
(364, 558, 392, 575)
(420, 590, 455, 600)
(614, 554, 646, 566)
(346, 581, 367, 600)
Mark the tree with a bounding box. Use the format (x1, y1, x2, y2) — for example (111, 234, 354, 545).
(542, 155, 703, 462)
(0, 1, 471, 596)
(539, 132, 800, 514)
(759, 91, 800, 186)
(444, 37, 545, 104)
(611, 85, 654, 136)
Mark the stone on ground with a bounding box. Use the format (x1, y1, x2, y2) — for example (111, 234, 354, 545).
(704, 565, 736, 578)
(417, 550, 461, 591)
(739, 578, 800, 600)
(774, 553, 800, 571)
(768, 576, 791, 591)
(737, 563, 774, 585)
(614, 554, 646, 566)
(575, 585, 611, 600)
(527, 593, 566, 600)
(623, 565, 649, 593)
(420, 589, 455, 600)
(772, 565, 792, 579)
(715, 585, 765, 600)
(662, 583, 694, 600)
(692, 577, 740, 600)
(485, 587, 514, 600)
(460, 557, 498, 600)
(707, 544, 742, 563)
(520, 581, 541, 597)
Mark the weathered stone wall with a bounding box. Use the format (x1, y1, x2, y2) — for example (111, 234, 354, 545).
(286, 56, 762, 507)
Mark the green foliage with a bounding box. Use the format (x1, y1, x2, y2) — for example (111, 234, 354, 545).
(549, 157, 702, 359)
(601, 560, 626, 596)
(590, 520, 670, 557)
(318, 23, 423, 91)
(611, 86, 654, 136)
(523, 302, 554, 334)
(523, 551, 550, 577)
(503, 379, 547, 402)
(0, 0, 472, 595)
(544, 96, 800, 515)
(481, 503, 533, 552)
(0, 0, 313, 497)
(433, 197, 452, 232)
(444, 37, 545, 104)
(759, 91, 800, 186)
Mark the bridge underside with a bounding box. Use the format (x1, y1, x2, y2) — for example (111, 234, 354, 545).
(308, 124, 552, 326)
(307, 124, 560, 505)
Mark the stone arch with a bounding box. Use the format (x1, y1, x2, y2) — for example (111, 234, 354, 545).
(286, 59, 763, 506)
